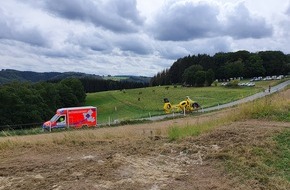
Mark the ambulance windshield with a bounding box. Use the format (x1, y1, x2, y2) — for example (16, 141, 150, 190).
(50, 114, 59, 122)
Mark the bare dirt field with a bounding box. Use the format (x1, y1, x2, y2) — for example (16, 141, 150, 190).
(1, 109, 290, 189)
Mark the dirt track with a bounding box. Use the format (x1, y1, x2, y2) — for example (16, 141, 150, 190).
(1, 114, 290, 190)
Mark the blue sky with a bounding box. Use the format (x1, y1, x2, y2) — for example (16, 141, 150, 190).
(0, 0, 290, 76)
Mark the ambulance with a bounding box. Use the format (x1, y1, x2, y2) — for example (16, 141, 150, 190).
(42, 106, 97, 131)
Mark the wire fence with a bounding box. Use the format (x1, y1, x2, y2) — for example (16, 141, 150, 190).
(0, 122, 43, 131)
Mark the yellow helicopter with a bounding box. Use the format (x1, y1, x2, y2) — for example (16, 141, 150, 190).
(163, 96, 200, 114)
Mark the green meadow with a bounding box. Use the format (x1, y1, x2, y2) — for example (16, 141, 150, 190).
(86, 84, 263, 124)
(102, 76, 130, 81)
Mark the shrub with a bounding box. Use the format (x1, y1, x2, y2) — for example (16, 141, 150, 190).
(226, 80, 240, 87)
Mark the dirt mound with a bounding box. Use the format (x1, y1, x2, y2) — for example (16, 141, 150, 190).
(1, 118, 289, 190)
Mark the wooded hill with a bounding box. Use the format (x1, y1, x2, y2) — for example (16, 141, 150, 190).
(150, 50, 290, 86)
(0, 69, 150, 93)
(0, 69, 103, 84)
(0, 69, 150, 86)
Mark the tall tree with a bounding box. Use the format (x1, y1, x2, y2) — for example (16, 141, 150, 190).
(223, 59, 245, 78)
(205, 69, 215, 86)
(60, 78, 86, 105)
(244, 55, 265, 77)
(259, 51, 287, 75)
(182, 65, 203, 86)
(195, 71, 206, 87)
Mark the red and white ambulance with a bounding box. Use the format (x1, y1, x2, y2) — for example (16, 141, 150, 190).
(42, 106, 97, 131)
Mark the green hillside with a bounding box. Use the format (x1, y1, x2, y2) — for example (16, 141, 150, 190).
(0, 69, 102, 84)
(86, 85, 262, 124)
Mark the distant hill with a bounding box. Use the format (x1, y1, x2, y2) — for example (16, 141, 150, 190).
(0, 69, 151, 85)
(103, 75, 151, 84)
(0, 69, 102, 84)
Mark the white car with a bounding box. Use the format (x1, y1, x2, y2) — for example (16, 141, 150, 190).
(246, 82, 255, 87)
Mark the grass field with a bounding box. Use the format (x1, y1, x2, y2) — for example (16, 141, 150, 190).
(102, 76, 129, 81)
(86, 79, 289, 124)
(86, 84, 263, 124)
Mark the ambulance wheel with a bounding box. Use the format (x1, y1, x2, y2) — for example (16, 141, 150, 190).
(42, 128, 50, 132)
(82, 125, 88, 129)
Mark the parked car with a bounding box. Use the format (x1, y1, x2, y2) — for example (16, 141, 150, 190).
(277, 75, 284, 80)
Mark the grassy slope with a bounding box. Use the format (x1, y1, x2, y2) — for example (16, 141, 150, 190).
(86, 85, 262, 123)
(168, 85, 290, 140)
(168, 87, 290, 188)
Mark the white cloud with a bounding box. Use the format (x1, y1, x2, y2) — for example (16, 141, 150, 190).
(0, 0, 289, 76)
(41, 0, 144, 33)
(0, 5, 47, 46)
(149, 1, 221, 41)
(222, 2, 273, 39)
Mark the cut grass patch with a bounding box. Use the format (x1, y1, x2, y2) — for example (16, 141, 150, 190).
(221, 129, 290, 188)
(272, 130, 290, 181)
(168, 117, 229, 141)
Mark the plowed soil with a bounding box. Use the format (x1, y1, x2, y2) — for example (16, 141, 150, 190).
(1, 110, 290, 189)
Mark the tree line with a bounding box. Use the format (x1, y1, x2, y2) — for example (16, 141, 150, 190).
(0, 78, 86, 130)
(150, 50, 290, 86)
(78, 77, 148, 93)
(0, 69, 103, 84)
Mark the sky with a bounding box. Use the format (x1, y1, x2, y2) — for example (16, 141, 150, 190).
(0, 0, 290, 77)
